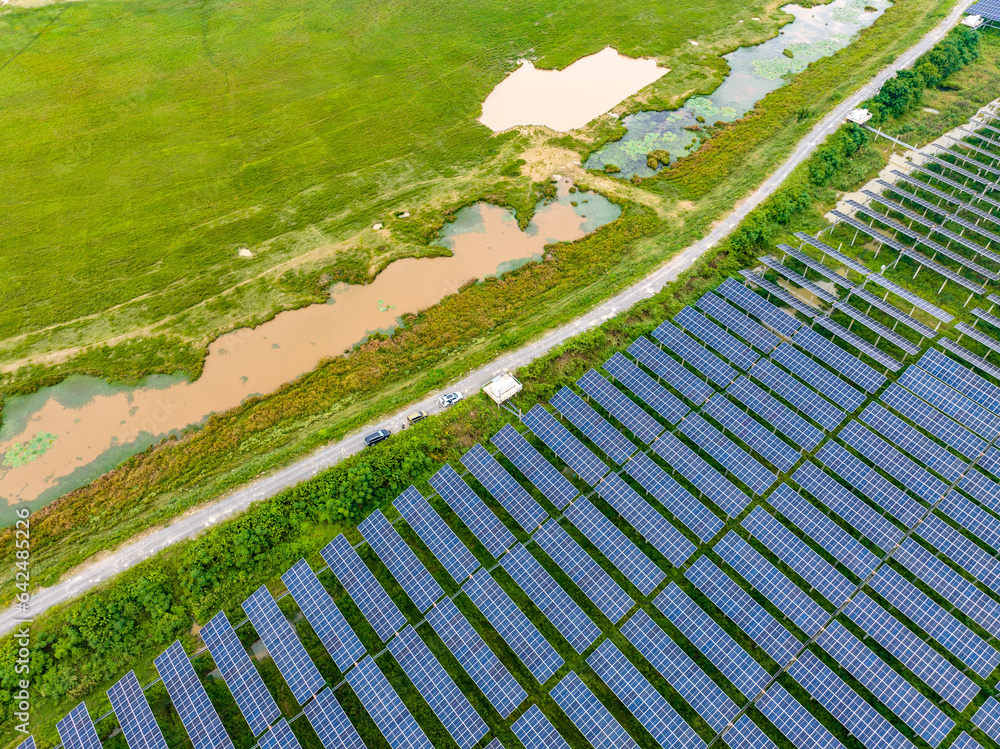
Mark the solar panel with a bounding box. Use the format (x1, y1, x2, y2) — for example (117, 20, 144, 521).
(959, 468, 1000, 517)
(651, 319, 739, 387)
(429, 464, 516, 557)
(920, 347, 1000, 416)
(650, 429, 752, 517)
(844, 591, 978, 711)
(549, 387, 637, 464)
(957, 322, 1000, 358)
(742, 506, 854, 607)
(716, 277, 802, 336)
(108, 671, 169, 749)
(424, 598, 525, 718)
(940, 337, 1000, 382)
(303, 688, 365, 749)
(727, 376, 824, 450)
(393, 486, 479, 585)
(259, 720, 302, 749)
(321, 534, 407, 641)
(865, 272, 954, 323)
(491, 423, 578, 508)
(685, 556, 800, 664)
(838, 419, 945, 505)
(346, 657, 432, 749)
(833, 301, 921, 355)
(200, 610, 281, 735)
(888, 169, 1000, 230)
(917, 514, 1000, 597)
(714, 532, 828, 637)
(522, 404, 609, 485)
(769, 342, 866, 411)
(794, 232, 873, 277)
(868, 566, 999, 677)
(701, 393, 800, 472)
(931, 141, 1000, 184)
(587, 640, 705, 749)
(767, 482, 879, 579)
(952, 733, 983, 749)
(387, 627, 488, 749)
(563, 496, 666, 595)
(792, 326, 886, 392)
(511, 705, 571, 749)
(15, 738, 34, 749)
(777, 243, 856, 289)
(154, 641, 234, 749)
(910, 149, 996, 190)
(844, 285, 937, 339)
(359, 509, 443, 611)
(758, 256, 838, 303)
(533, 520, 634, 623)
(577, 368, 666, 444)
(905, 162, 1000, 212)
(880, 382, 986, 460)
(460, 444, 547, 532)
(594, 472, 695, 566)
(901, 366, 1000, 439)
(676, 412, 776, 496)
(756, 684, 845, 749)
(750, 358, 846, 431)
(282, 558, 366, 671)
(819, 621, 953, 747)
(242, 586, 324, 705)
(56, 703, 101, 749)
(696, 290, 781, 351)
(462, 569, 563, 683)
(551, 671, 638, 749)
(789, 651, 915, 749)
(723, 715, 777, 749)
(621, 609, 740, 731)
(623, 450, 726, 541)
(793, 461, 903, 553)
(499, 544, 600, 653)
(624, 337, 715, 405)
(674, 305, 760, 371)
(860, 402, 967, 481)
(604, 349, 693, 423)
(813, 314, 904, 372)
(739, 270, 819, 318)
(974, 698, 1000, 744)
(484, 740, 505, 749)
(972, 305, 1000, 333)
(655, 582, 770, 698)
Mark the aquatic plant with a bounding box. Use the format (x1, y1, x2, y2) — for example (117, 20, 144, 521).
(2, 432, 57, 469)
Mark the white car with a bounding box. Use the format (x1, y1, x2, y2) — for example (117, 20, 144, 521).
(439, 392, 463, 407)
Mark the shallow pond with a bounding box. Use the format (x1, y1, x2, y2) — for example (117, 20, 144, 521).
(0, 180, 620, 522)
(587, 0, 891, 177)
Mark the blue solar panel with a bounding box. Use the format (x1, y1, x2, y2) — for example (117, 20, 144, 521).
(625, 337, 716, 405)
(880, 383, 986, 460)
(674, 305, 760, 371)
(154, 641, 234, 749)
(243, 586, 325, 705)
(916, 515, 1000, 598)
(622, 609, 740, 731)
(282, 558, 366, 671)
(532, 520, 634, 623)
(685, 556, 800, 664)
(549, 387, 637, 464)
(15, 738, 34, 749)
(751, 358, 846, 431)
(622, 451, 725, 542)
(594, 473, 695, 566)
(953, 733, 983, 749)
(346, 657, 431, 749)
(756, 684, 845, 749)
(716, 277, 802, 337)
(500, 544, 600, 653)
(960, 468, 1000, 516)
(57, 703, 101, 749)
(259, 720, 302, 749)
(652, 320, 738, 388)
(654, 583, 769, 698)
(321, 534, 407, 641)
(727, 376, 823, 450)
(714, 532, 828, 637)
(742, 506, 854, 607)
(919, 348, 1000, 416)
(460, 444, 547, 532)
(840, 419, 946, 505)
(463, 569, 563, 683)
(724, 716, 777, 749)
(387, 627, 488, 749)
(200, 611, 281, 736)
(564, 496, 666, 595)
(676, 412, 776, 496)
(551, 671, 638, 749)
(577, 368, 666, 444)
(588, 640, 704, 749)
(702, 394, 800, 472)
(394, 486, 479, 585)
(816, 441, 923, 527)
(792, 327, 886, 393)
(491, 424, 579, 508)
(522, 404, 609, 485)
(900, 366, 1000, 440)
(650, 430, 752, 517)
(429, 464, 516, 557)
(844, 592, 978, 712)
(860, 402, 967, 481)
(360, 509, 443, 611)
(770, 342, 866, 411)
(697, 290, 781, 352)
(974, 698, 1000, 744)
(602, 351, 693, 424)
(512, 705, 571, 749)
(424, 598, 525, 718)
(819, 621, 953, 747)
(937, 492, 1000, 551)
(981, 447, 1000, 479)
(108, 671, 169, 749)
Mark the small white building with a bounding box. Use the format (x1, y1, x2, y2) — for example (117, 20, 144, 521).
(846, 108, 872, 125)
(483, 373, 523, 405)
(962, 14, 985, 28)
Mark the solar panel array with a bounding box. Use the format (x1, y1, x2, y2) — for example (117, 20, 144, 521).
(550, 671, 638, 749)
(833, 299, 921, 354)
(674, 304, 760, 371)
(429, 463, 516, 557)
(393, 485, 480, 584)
(321, 534, 407, 641)
(302, 688, 364, 749)
(769, 342, 866, 411)
(702, 393, 800, 472)
(107, 671, 169, 749)
(360, 509, 443, 611)
(696, 290, 781, 351)
(727, 375, 823, 450)
(974, 697, 1000, 744)
(846, 284, 937, 338)
(577, 367, 666, 443)
(549, 386, 638, 464)
(717, 276, 802, 335)
(258, 719, 302, 749)
(154, 641, 234, 749)
(900, 366, 1000, 439)
(651, 319, 738, 387)
(604, 348, 693, 422)
(740, 270, 819, 318)
(792, 326, 886, 392)
(676, 411, 776, 496)
(649, 429, 753, 517)
(460, 443, 547, 531)
(758, 256, 838, 303)
(491, 423, 579, 508)
(750, 357, 846, 431)
(346, 657, 432, 749)
(624, 337, 715, 405)
(511, 705, 571, 749)
(56, 703, 101, 749)
(756, 684, 846, 749)
(777, 243, 855, 289)
(522, 403, 609, 484)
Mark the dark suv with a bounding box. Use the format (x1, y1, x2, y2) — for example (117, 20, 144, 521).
(364, 429, 391, 446)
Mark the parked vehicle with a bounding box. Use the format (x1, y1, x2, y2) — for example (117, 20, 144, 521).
(364, 429, 391, 446)
(407, 410, 428, 425)
(439, 392, 464, 407)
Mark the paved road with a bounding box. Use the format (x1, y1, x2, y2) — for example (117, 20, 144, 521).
(0, 0, 973, 636)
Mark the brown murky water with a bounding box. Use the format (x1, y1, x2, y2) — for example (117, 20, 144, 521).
(0, 183, 618, 506)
